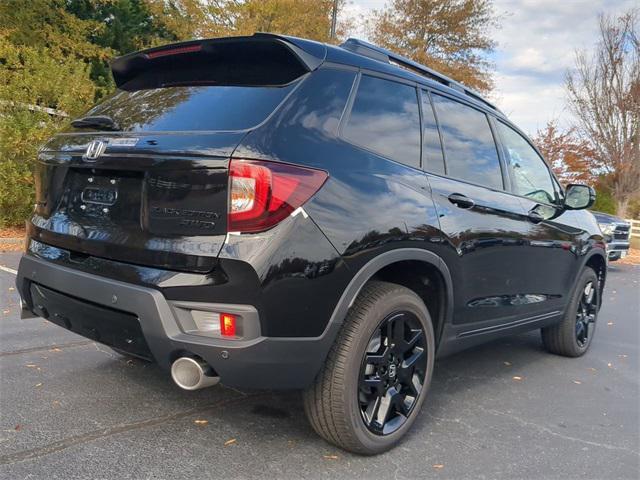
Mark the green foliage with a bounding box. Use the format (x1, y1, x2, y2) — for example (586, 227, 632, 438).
(591, 186, 616, 215)
(0, 34, 96, 226)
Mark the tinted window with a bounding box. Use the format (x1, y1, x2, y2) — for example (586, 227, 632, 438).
(84, 83, 298, 132)
(432, 94, 502, 189)
(496, 122, 556, 204)
(343, 75, 420, 168)
(421, 91, 445, 174)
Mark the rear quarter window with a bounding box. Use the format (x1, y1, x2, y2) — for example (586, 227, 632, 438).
(342, 75, 421, 168)
(83, 83, 299, 132)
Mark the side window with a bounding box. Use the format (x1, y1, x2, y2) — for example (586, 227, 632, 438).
(421, 90, 445, 175)
(496, 122, 556, 204)
(343, 75, 420, 168)
(432, 94, 503, 190)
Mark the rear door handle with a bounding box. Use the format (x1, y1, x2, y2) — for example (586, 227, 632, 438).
(448, 193, 475, 209)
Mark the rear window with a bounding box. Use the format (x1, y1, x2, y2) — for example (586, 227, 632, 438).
(83, 83, 298, 132)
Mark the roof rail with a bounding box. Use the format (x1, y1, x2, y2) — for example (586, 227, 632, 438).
(339, 38, 499, 112)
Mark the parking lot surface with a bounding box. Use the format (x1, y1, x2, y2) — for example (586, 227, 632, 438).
(1, 251, 638, 479)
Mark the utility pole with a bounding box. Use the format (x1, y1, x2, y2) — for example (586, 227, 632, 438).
(330, 0, 338, 40)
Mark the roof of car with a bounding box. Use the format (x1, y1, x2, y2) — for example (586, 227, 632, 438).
(276, 33, 507, 119)
(111, 32, 507, 122)
(591, 211, 627, 223)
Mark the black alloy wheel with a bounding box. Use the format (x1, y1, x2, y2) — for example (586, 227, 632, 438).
(575, 280, 597, 347)
(542, 267, 600, 357)
(358, 311, 427, 435)
(304, 281, 435, 455)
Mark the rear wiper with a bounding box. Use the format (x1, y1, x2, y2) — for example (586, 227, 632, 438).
(71, 115, 120, 131)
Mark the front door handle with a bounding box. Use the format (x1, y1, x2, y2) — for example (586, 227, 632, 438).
(448, 193, 475, 209)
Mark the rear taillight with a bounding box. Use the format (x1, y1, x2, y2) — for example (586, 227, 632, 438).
(228, 159, 328, 233)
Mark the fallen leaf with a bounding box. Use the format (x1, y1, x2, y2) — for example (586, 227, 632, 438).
(512, 376, 523, 381)
(323, 454, 338, 460)
(8, 287, 15, 291)
(194, 419, 209, 426)
(34, 383, 42, 388)
(224, 438, 237, 446)
(14, 424, 21, 431)
(503, 361, 512, 366)
(432, 464, 444, 470)
(49, 347, 62, 353)
(52, 400, 61, 407)
(573, 380, 582, 385)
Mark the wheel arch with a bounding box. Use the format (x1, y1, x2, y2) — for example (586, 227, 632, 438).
(326, 249, 454, 349)
(584, 249, 607, 303)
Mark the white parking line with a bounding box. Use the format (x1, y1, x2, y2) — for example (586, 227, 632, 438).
(0, 265, 18, 275)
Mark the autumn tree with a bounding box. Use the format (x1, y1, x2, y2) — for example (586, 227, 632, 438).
(366, 0, 496, 92)
(143, 0, 344, 43)
(565, 10, 640, 218)
(533, 121, 602, 186)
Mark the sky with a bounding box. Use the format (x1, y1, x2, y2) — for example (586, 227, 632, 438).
(344, 0, 636, 135)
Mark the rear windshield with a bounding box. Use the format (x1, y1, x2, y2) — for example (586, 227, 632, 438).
(83, 83, 299, 132)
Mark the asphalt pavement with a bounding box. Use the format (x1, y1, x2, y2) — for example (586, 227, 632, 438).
(0, 251, 638, 479)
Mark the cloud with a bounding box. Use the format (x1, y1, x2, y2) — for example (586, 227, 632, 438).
(348, 0, 636, 135)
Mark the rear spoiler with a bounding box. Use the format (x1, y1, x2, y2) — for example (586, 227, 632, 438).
(110, 33, 327, 89)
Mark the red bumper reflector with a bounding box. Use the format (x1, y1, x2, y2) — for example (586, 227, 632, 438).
(220, 313, 236, 337)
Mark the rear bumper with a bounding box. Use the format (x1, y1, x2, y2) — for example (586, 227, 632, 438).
(16, 254, 338, 389)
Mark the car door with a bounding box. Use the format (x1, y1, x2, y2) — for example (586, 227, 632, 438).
(424, 91, 550, 330)
(493, 120, 582, 314)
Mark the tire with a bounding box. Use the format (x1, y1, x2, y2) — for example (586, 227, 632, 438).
(303, 281, 435, 455)
(541, 268, 600, 357)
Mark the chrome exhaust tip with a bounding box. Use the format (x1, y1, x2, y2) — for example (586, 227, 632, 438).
(20, 297, 38, 319)
(171, 357, 219, 391)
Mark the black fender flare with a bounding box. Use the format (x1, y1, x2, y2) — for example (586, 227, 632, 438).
(571, 246, 607, 308)
(321, 248, 454, 345)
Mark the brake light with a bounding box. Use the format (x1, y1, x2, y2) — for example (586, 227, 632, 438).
(228, 159, 328, 233)
(145, 44, 202, 59)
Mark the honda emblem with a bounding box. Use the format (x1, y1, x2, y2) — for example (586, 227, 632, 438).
(83, 140, 107, 161)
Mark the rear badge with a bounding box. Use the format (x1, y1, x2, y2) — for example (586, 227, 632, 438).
(83, 137, 139, 161)
(109, 137, 139, 147)
(83, 140, 107, 161)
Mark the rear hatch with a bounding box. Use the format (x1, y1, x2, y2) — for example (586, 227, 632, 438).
(30, 34, 323, 272)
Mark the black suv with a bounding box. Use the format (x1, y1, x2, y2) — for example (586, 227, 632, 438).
(17, 34, 607, 454)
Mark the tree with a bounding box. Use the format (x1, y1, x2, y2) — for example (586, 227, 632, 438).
(144, 0, 343, 43)
(0, 33, 96, 226)
(533, 120, 602, 186)
(366, 0, 497, 92)
(565, 10, 640, 218)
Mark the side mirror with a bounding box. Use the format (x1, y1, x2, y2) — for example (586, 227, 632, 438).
(563, 184, 595, 210)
